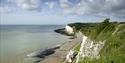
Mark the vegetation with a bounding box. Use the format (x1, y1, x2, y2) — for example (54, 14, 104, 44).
(69, 19, 125, 63)
(73, 43, 81, 52)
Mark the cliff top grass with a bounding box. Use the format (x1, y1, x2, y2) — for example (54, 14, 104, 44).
(68, 19, 125, 63)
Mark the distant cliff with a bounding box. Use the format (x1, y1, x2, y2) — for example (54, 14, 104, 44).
(54, 25, 74, 36)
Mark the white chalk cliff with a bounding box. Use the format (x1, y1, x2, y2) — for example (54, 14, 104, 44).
(76, 35, 105, 63)
(65, 25, 74, 34)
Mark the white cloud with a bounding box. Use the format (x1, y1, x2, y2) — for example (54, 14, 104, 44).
(8, 0, 41, 11)
(59, 0, 125, 17)
(45, 2, 55, 9)
(0, 6, 12, 14)
(60, 0, 73, 8)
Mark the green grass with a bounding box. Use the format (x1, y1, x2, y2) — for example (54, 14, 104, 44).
(73, 43, 81, 52)
(69, 19, 125, 63)
(78, 24, 125, 63)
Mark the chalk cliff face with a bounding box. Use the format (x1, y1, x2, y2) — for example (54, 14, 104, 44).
(65, 25, 74, 34)
(76, 35, 105, 63)
(66, 21, 125, 63)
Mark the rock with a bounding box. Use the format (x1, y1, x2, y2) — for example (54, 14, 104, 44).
(26, 45, 61, 63)
(54, 28, 74, 36)
(36, 49, 55, 58)
(66, 50, 77, 63)
(76, 35, 105, 63)
(54, 25, 75, 36)
(65, 25, 74, 34)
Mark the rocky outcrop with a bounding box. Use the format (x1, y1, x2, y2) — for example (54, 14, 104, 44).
(54, 25, 74, 36)
(76, 35, 105, 63)
(26, 45, 61, 62)
(65, 25, 74, 34)
(66, 50, 77, 63)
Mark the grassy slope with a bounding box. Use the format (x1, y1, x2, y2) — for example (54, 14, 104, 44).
(69, 19, 125, 63)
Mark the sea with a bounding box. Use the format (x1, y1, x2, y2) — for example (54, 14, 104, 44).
(0, 25, 70, 63)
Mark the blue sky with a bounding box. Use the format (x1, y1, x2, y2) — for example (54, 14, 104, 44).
(0, 0, 125, 25)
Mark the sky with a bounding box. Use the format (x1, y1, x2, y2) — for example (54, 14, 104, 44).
(0, 0, 125, 25)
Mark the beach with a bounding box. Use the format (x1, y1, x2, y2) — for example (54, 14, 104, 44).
(40, 33, 83, 63)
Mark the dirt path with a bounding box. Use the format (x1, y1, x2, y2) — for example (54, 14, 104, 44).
(40, 33, 83, 63)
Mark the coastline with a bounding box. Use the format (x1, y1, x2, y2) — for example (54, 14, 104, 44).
(40, 33, 83, 63)
(54, 28, 74, 36)
(8, 27, 83, 63)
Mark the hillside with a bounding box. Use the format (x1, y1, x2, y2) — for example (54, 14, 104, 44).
(68, 19, 125, 63)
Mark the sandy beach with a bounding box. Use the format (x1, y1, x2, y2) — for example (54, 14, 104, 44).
(40, 33, 83, 63)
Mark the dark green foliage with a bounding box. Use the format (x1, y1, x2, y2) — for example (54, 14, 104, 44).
(68, 22, 96, 32)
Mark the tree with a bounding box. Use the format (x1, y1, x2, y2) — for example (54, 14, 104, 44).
(95, 18, 110, 37)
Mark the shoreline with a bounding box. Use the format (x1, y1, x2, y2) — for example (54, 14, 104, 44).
(54, 28, 74, 36)
(40, 33, 83, 63)
(6, 28, 82, 63)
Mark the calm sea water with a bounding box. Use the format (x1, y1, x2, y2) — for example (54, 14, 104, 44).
(0, 25, 69, 63)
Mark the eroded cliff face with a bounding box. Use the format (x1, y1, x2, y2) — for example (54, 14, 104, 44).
(65, 21, 125, 63)
(76, 35, 105, 63)
(65, 25, 74, 34)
